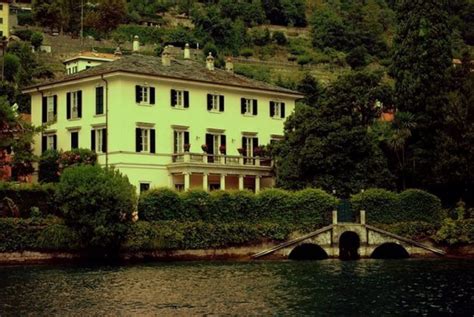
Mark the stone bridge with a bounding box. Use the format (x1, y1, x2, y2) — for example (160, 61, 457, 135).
(252, 210, 445, 260)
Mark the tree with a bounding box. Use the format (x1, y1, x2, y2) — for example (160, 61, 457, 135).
(3, 54, 20, 82)
(89, 0, 126, 34)
(390, 0, 452, 187)
(30, 32, 44, 51)
(272, 30, 287, 45)
(296, 74, 324, 107)
(0, 97, 39, 180)
(274, 71, 395, 195)
(38, 149, 60, 183)
(32, 0, 62, 31)
(371, 112, 416, 190)
(346, 46, 368, 69)
(56, 165, 136, 254)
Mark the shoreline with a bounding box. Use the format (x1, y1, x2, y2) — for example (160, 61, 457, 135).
(1, 245, 473, 266)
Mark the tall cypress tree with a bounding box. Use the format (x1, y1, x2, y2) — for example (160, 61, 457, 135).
(390, 0, 452, 187)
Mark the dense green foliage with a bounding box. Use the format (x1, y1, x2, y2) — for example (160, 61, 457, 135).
(274, 71, 394, 195)
(351, 188, 443, 224)
(124, 220, 293, 251)
(38, 150, 60, 183)
(56, 165, 136, 252)
(378, 221, 438, 241)
(0, 182, 58, 217)
(138, 188, 338, 227)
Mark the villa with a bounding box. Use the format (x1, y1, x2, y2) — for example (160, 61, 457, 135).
(23, 46, 302, 192)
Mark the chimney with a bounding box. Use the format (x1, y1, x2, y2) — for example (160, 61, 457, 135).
(184, 43, 191, 60)
(225, 57, 234, 73)
(206, 52, 215, 71)
(132, 35, 140, 53)
(162, 46, 171, 66)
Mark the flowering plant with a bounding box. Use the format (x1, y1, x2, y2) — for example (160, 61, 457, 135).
(219, 145, 226, 154)
(201, 144, 208, 152)
(237, 147, 245, 155)
(184, 143, 191, 152)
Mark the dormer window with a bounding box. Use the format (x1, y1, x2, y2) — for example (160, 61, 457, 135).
(136, 85, 155, 105)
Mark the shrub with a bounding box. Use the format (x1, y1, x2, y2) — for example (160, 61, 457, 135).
(38, 149, 60, 183)
(255, 189, 293, 223)
(36, 223, 81, 251)
(112, 24, 165, 44)
(434, 219, 474, 245)
(399, 189, 443, 223)
(292, 188, 338, 227)
(378, 221, 437, 240)
(56, 165, 136, 253)
(351, 189, 400, 224)
(203, 43, 218, 59)
(181, 190, 210, 221)
(240, 48, 253, 58)
(346, 46, 368, 69)
(209, 190, 257, 222)
(58, 148, 97, 173)
(138, 187, 183, 221)
(272, 31, 287, 45)
(250, 28, 271, 46)
(0, 182, 58, 217)
(0, 218, 40, 251)
(30, 32, 44, 51)
(13, 29, 33, 41)
(297, 54, 312, 67)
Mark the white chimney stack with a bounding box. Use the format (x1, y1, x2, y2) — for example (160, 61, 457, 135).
(225, 57, 234, 73)
(162, 46, 171, 66)
(184, 43, 191, 60)
(132, 35, 140, 53)
(206, 52, 215, 71)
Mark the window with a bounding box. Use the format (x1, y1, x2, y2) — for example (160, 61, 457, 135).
(0, 4, 3, 11)
(67, 91, 82, 119)
(241, 136, 258, 157)
(135, 85, 155, 105)
(205, 133, 226, 162)
(41, 134, 57, 152)
(42, 95, 57, 123)
(270, 101, 286, 119)
(0, 18, 3, 24)
(171, 89, 189, 108)
(241, 98, 258, 116)
(96, 86, 104, 115)
(91, 128, 107, 153)
(207, 94, 224, 112)
(140, 183, 150, 193)
(174, 130, 189, 153)
(70, 131, 79, 149)
(136, 127, 156, 153)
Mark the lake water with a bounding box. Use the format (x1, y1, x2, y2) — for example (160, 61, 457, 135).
(0, 259, 473, 316)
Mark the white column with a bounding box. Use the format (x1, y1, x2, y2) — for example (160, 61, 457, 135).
(202, 173, 209, 192)
(332, 210, 338, 225)
(255, 176, 261, 193)
(238, 175, 244, 190)
(220, 174, 226, 190)
(360, 210, 366, 225)
(184, 172, 190, 191)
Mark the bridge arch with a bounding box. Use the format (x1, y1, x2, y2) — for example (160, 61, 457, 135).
(339, 231, 360, 260)
(288, 243, 328, 260)
(371, 242, 409, 259)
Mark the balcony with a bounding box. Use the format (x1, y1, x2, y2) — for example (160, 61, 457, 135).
(171, 152, 273, 167)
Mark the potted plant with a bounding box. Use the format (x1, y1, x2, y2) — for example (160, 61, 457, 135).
(237, 147, 245, 155)
(201, 144, 208, 153)
(184, 143, 191, 152)
(254, 146, 262, 157)
(219, 145, 226, 154)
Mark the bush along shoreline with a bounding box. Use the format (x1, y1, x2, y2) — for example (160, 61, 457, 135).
(0, 166, 473, 260)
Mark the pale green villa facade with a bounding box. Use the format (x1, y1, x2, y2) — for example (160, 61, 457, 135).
(24, 49, 302, 192)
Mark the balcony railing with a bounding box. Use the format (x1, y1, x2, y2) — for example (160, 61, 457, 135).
(171, 152, 272, 167)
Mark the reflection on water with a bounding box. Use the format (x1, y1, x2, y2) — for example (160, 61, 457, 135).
(0, 259, 473, 316)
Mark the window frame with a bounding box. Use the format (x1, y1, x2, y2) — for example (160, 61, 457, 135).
(46, 135, 56, 151)
(46, 96, 55, 122)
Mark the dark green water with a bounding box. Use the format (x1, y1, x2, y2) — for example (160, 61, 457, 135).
(0, 259, 473, 316)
